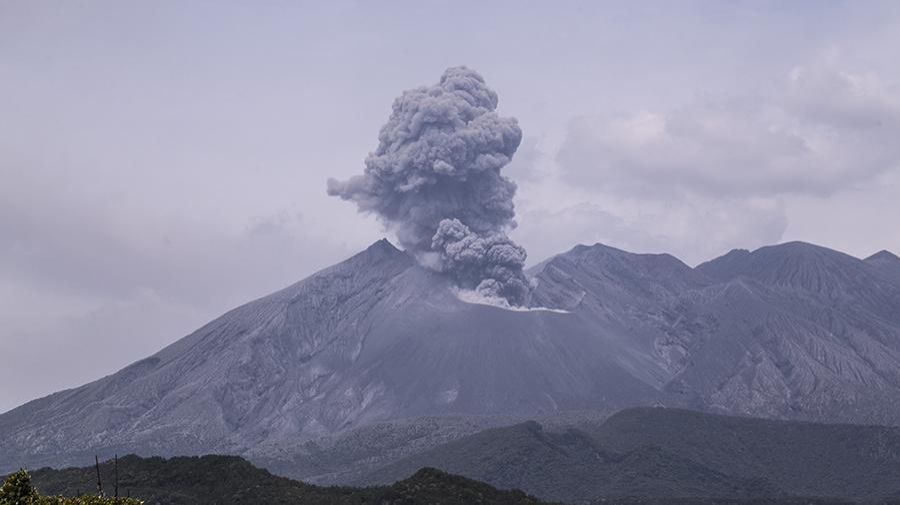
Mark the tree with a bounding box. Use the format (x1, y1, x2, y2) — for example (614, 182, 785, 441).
(1, 469, 142, 505)
(0, 469, 38, 504)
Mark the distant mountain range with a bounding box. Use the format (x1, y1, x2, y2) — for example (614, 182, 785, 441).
(2, 239, 900, 482)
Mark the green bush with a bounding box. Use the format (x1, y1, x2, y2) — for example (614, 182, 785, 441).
(32, 496, 143, 505)
(0, 469, 38, 504)
(0, 470, 142, 505)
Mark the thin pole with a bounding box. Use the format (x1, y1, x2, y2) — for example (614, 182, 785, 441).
(95, 455, 103, 496)
(114, 454, 119, 501)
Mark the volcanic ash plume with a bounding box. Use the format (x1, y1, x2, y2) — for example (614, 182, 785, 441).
(327, 66, 531, 305)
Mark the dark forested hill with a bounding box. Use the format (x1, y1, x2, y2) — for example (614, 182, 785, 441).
(24, 454, 546, 505)
(356, 407, 900, 503)
(18, 448, 861, 505)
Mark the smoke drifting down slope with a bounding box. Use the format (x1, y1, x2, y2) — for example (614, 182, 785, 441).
(328, 66, 530, 305)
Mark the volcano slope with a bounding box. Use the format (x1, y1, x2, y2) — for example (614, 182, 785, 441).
(0, 239, 665, 472)
(3, 239, 900, 477)
(533, 240, 900, 423)
(866, 249, 900, 286)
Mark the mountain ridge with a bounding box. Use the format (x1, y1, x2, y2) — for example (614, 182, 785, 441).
(866, 249, 900, 286)
(4, 238, 900, 478)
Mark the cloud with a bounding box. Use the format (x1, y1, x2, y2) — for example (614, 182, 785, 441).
(432, 218, 530, 304)
(558, 61, 900, 198)
(513, 58, 900, 265)
(0, 167, 375, 413)
(784, 62, 900, 130)
(515, 197, 787, 267)
(0, 283, 205, 413)
(503, 135, 545, 182)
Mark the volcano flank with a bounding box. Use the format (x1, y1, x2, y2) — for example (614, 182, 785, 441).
(4, 238, 900, 476)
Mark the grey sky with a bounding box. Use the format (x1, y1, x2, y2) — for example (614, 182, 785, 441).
(2, 0, 899, 413)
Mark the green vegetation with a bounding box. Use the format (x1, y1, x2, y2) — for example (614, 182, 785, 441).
(0, 469, 142, 505)
(20, 455, 548, 504)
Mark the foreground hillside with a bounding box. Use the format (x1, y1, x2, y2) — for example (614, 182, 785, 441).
(19, 450, 858, 505)
(25, 454, 546, 505)
(356, 407, 900, 503)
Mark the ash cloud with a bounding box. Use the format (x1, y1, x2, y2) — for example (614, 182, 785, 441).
(432, 218, 530, 305)
(327, 66, 531, 305)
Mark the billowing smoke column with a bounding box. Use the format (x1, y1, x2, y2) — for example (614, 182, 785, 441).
(327, 66, 531, 305)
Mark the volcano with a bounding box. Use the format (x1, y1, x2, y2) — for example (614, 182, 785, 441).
(3, 240, 900, 476)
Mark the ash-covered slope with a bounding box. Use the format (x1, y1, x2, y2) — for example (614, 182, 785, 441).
(4, 239, 900, 476)
(527, 240, 900, 425)
(697, 241, 900, 311)
(0, 239, 665, 472)
(0, 239, 413, 468)
(866, 249, 900, 286)
(529, 243, 714, 385)
(531, 243, 710, 312)
(673, 242, 900, 421)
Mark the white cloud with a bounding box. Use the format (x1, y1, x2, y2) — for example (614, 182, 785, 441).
(558, 62, 900, 198)
(0, 166, 381, 413)
(515, 196, 787, 267)
(0, 284, 205, 412)
(510, 59, 899, 266)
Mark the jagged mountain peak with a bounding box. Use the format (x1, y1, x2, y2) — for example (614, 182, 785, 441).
(363, 237, 403, 257)
(696, 240, 881, 296)
(866, 249, 900, 287)
(530, 242, 709, 311)
(704, 241, 852, 270)
(743, 240, 856, 262)
(565, 242, 689, 266)
(866, 249, 900, 267)
(539, 242, 702, 286)
(319, 238, 407, 273)
(694, 248, 750, 278)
